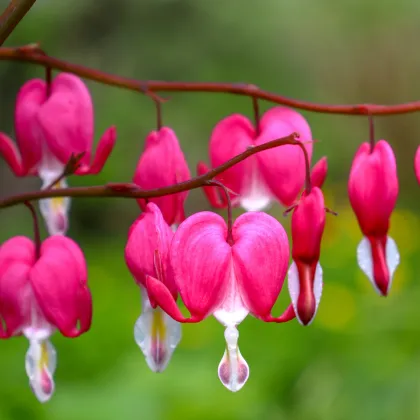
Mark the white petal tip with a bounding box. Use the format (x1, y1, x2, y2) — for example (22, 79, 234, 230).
(134, 308, 182, 373)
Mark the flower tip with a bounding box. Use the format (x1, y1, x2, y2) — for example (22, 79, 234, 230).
(217, 326, 249, 392)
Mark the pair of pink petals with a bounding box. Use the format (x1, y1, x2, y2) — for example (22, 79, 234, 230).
(348, 140, 400, 296)
(198, 107, 314, 211)
(289, 186, 326, 326)
(0, 73, 116, 177)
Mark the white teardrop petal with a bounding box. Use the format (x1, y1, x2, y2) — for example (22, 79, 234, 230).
(217, 326, 249, 392)
(25, 339, 56, 403)
(134, 306, 181, 373)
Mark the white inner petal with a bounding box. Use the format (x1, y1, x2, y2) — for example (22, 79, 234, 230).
(134, 288, 181, 373)
(38, 176, 70, 236)
(213, 264, 248, 327)
(240, 159, 272, 212)
(22, 295, 55, 342)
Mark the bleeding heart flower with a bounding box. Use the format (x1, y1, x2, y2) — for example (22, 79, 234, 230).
(133, 127, 191, 228)
(146, 211, 294, 392)
(0, 235, 92, 403)
(125, 203, 181, 372)
(415, 146, 420, 185)
(288, 187, 326, 326)
(348, 140, 399, 296)
(197, 107, 313, 211)
(0, 73, 117, 235)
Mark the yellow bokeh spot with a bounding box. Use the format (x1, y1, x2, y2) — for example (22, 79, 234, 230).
(317, 283, 355, 330)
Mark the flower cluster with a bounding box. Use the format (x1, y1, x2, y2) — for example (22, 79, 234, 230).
(0, 72, 415, 401)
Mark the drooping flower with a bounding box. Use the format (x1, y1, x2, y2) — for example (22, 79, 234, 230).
(133, 127, 191, 228)
(415, 146, 420, 185)
(125, 203, 181, 372)
(0, 73, 117, 235)
(348, 140, 400, 296)
(288, 187, 326, 325)
(197, 107, 313, 211)
(0, 235, 92, 402)
(147, 211, 294, 392)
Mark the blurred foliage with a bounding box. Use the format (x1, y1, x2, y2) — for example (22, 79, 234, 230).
(1, 0, 420, 419)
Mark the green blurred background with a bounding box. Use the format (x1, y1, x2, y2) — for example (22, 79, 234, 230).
(1, 1, 420, 419)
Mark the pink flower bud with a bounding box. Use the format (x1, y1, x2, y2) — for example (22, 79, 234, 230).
(348, 140, 400, 296)
(288, 187, 326, 325)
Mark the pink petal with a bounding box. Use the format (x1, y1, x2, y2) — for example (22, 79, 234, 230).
(41, 236, 87, 284)
(146, 275, 201, 323)
(415, 146, 420, 185)
(133, 127, 191, 226)
(15, 79, 46, 174)
(208, 114, 256, 201)
(348, 140, 398, 236)
(37, 73, 94, 166)
(0, 237, 35, 338)
(256, 107, 313, 207)
(170, 211, 232, 319)
(196, 161, 227, 208)
(125, 203, 176, 297)
(30, 236, 92, 337)
(263, 303, 296, 323)
(310, 156, 328, 189)
(0, 133, 24, 176)
(232, 211, 290, 319)
(80, 126, 117, 175)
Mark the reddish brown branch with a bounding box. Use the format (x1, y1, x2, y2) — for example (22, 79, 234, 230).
(0, 134, 299, 209)
(0, 1, 36, 45)
(1, 45, 420, 115)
